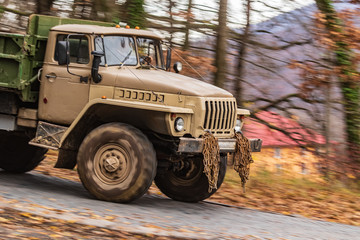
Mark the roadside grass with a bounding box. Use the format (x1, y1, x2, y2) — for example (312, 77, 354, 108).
(35, 151, 360, 226)
(210, 168, 360, 226)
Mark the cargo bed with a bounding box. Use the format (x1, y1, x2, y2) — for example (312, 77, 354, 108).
(0, 15, 114, 102)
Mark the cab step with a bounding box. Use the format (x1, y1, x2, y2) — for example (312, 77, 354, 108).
(29, 121, 68, 150)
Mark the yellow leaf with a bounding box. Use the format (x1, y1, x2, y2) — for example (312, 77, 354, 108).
(105, 216, 116, 221)
(346, 173, 356, 179)
(20, 212, 32, 218)
(50, 235, 61, 238)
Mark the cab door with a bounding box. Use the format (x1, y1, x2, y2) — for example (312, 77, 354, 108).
(38, 34, 91, 125)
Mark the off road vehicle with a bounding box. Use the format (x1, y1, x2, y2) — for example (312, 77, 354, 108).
(0, 15, 261, 203)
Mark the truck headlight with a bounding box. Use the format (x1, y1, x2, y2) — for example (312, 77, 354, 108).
(174, 117, 185, 132)
(235, 119, 242, 133)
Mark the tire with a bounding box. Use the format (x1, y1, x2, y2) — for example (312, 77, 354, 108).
(155, 156, 226, 202)
(77, 123, 157, 203)
(0, 131, 47, 173)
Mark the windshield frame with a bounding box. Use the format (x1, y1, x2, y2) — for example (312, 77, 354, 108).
(94, 35, 165, 70)
(94, 35, 138, 67)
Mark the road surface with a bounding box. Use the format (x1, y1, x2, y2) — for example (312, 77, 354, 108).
(0, 171, 359, 239)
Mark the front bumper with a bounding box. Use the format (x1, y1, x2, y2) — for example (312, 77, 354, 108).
(178, 137, 262, 153)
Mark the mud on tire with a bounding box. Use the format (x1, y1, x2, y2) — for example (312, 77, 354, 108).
(77, 123, 157, 203)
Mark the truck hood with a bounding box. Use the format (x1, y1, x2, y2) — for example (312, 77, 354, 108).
(101, 68, 233, 97)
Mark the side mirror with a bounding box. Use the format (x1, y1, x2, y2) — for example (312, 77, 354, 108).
(56, 41, 68, 65)
(173, 62, 182, 73)
(166, 48, 171, 71)
(91, 50, 104, 84)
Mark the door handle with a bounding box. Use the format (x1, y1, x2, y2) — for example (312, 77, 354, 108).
(45, 74, 57, 79)
(45, 74, 57, 82)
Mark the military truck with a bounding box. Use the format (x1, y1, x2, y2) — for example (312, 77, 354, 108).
(0, 14, 261, 203)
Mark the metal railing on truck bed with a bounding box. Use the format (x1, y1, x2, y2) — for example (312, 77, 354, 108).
(0, 14, 114, 102)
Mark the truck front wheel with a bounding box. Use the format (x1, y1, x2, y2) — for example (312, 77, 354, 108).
(77, 123, 157, 203)
(155, 156, 226, 202)
(0, 131, 47, 173)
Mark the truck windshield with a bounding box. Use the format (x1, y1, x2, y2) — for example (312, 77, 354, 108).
(95, 36, 137, 66)
(137, 37, 164, 69)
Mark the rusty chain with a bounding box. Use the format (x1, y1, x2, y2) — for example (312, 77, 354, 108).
(202, 131, 220, 192)
(234, 132, 254, 192)
(202, 131, 254, 193)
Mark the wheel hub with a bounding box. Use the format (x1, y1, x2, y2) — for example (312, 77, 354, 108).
(101, 150, 126, 173)
(95, 146, 129, 184)
(104, 156, 121, 172)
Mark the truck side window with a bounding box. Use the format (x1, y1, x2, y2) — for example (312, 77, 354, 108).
(55, 35, 89, 64)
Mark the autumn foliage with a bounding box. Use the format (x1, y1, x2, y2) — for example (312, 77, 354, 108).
(168, 48, 216, 80)
(288, 3, 360, 178)
(289, 9, 360, 97)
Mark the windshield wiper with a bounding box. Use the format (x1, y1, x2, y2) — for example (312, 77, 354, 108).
(119, 50, 133, 68)
(138, 56, 159, 70)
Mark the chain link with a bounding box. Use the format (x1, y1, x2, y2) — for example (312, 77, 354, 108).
(202, 131, 220, 192)
(234, 132, 254, 192)
(202, 131, 254, 193)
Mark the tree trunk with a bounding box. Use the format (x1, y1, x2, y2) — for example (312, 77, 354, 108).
(72, 0, 93, 19)
(121, 0, 146, 28)
(167, 0, 175, 46)
(315, 0, 360, 162)
(235, 0, 251, 107)
(91, 0, 116, 22)
(183, 0, 193, 50)
(36, 0, 54, 15)
(213, 0, 228, 88)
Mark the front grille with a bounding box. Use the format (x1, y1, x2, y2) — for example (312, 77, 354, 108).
(203, 100, 236, 133)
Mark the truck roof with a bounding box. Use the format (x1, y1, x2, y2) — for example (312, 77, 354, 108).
(50, 24, 162, 39)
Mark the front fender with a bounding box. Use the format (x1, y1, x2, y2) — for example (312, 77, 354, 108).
(55, 98, 193, 169)
(60, 98, 193, 149)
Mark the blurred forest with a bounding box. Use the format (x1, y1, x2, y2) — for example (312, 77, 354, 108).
(0, 0, 359, 180)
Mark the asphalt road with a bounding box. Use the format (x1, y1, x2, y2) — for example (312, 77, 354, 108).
(0, 171, 359, 239)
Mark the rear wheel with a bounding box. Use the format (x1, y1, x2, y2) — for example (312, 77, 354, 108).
(155, 156, 226, 202)
(77, 123, 157, 203)
(0, 131, 47, 173)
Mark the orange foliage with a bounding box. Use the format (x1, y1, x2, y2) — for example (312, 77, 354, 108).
(169, 48, 216, 80)
(289, 9, 360, 97)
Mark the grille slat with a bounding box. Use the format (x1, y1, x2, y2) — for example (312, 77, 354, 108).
(229, 101, 234, 130)
(231, 101, 236, 128)
(203, 101, 209, 129)
(207, 101, 212, 129)
(225, 101, 231, 130)
(221, 101, 226, 129)
(203, 100, 236, 132)
(214, 101, 220, 129)
(211, 101, 217, 129)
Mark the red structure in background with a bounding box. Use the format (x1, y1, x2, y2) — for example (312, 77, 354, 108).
(243, 111, 326, 147)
